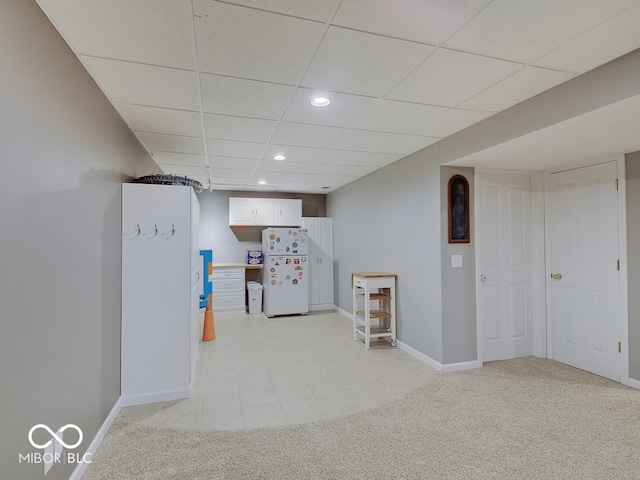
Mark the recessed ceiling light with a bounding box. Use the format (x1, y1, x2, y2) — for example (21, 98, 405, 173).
(310, 97, 331, 107)
(273, 155, 286, 161)
(258, 180, 267, 185)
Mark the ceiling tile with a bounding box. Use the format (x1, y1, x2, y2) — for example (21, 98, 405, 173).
(209, 167, 252, 180)
(204, 114, 276, 143)
(206, 139, 264, 159)
(136, 132, 205, 155)
(459, 66, 575, 112)
(260, 144, 322, 163)
(37, 0, 193, 69)
(333, 0, 492, 44)
(207, 157, 258, 170)
(350, 99, 448, 133)
(220, 0, 337, 21)
(380, 135, 439, 155)
(387, 48, 523, 106)
(157, 163, 208, 178)
(282, 88, 378, 127)
(80, 57, 199, 111)
(301, 26, 436, 97)
(291, 172, 360, 185)
(193, 0, 325, 84)
(271, 122, 344, 148)
(115, 104, 202, 137)
(445, 0, 639, 63)
(535, 3, 640, 73)
(413, 108, 494, 138)
(327, 129, 401, 152)
(312, 150, 370, 165)
(300, 163, 378, 176)
(254, 160, 307, 174)
(250, 171, 295, 182)
(200, 74, 294, 119)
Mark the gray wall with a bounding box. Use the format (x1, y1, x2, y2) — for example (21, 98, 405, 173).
(0, 2, 159, 479)
(328, 48, 640, 368)
(327, 150, 444, 362)
(198, 190, 325, 263)
(626, 152, 640, 381)
(440, 167, 477, 364)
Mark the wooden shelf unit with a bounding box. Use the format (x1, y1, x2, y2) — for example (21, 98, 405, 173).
(352, 272, 397, 349)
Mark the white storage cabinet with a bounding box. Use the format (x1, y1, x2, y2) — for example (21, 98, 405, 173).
(302, 217, 334, 310)
(211, 266, 246, 314)
(121, 183, 200, 406)
(229, 197, 301, 226)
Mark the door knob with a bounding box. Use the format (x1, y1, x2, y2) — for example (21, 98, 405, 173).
(551, 273, 562, 280)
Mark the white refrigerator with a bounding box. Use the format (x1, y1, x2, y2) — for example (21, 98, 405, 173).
(262, 227, 309, 317)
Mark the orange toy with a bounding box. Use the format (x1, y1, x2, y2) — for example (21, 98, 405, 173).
(202, 262, 216, 341)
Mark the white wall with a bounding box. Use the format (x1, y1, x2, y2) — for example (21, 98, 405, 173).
(0, 2, 159, 479)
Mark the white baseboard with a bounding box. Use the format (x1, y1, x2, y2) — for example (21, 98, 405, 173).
(69, 397, 122, 480)
(309, 303, 336, 311)
(334, 307, 481, 373)
(121, 388, 191, 407)
(626, 377, 640, 390)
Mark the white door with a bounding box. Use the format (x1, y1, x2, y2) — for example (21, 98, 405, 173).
(478, 174, 534, 361)
(548, 161, 620, 381)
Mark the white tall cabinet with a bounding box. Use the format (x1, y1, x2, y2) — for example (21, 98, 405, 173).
(302, 217, 334, 310)
(121, 184, 200, 406)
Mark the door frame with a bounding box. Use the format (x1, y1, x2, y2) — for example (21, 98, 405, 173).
(543, 155, 630, 386)
(474, 169, 547, 364)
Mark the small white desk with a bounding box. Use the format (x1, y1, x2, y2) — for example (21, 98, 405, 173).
(352, 272, 397, 349)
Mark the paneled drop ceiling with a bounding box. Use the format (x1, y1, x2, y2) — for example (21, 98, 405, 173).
(35, 0, 640, 193)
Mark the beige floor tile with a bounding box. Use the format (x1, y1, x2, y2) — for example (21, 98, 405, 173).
(281, 399, 327, 425)
(200, 407, 245, 430)
(137, 311, 437, 432)
(242, 402, 286, 429)
(240, 386, 280, 409)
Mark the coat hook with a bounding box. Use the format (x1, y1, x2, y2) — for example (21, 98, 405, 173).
(144, 224, 158, 238)
(162, 224, 176, 239)
(124, 224, 142, 239)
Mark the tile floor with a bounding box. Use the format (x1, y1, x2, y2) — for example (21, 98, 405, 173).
(118, 310, 439, 430)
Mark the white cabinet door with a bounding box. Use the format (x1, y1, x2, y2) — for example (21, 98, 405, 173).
(278, 199, 302, 226)
(254, 198, 279, 225)
(229, 197, 255, 225)
(122, 184, 199, 406)
(316, 217, 334, 306)
(229, 197, 283, 225)
(302, 217, 334, 309)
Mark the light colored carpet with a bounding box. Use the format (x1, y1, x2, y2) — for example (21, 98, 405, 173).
(82, 357, 640, 479)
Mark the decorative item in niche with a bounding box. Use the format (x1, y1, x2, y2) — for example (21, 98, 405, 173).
(448, 174, 470, 243)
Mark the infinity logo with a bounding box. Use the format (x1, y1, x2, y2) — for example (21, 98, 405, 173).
(28, 424, 83, 450)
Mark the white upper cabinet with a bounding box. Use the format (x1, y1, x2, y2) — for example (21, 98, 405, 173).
(229, 197, 301, 226)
